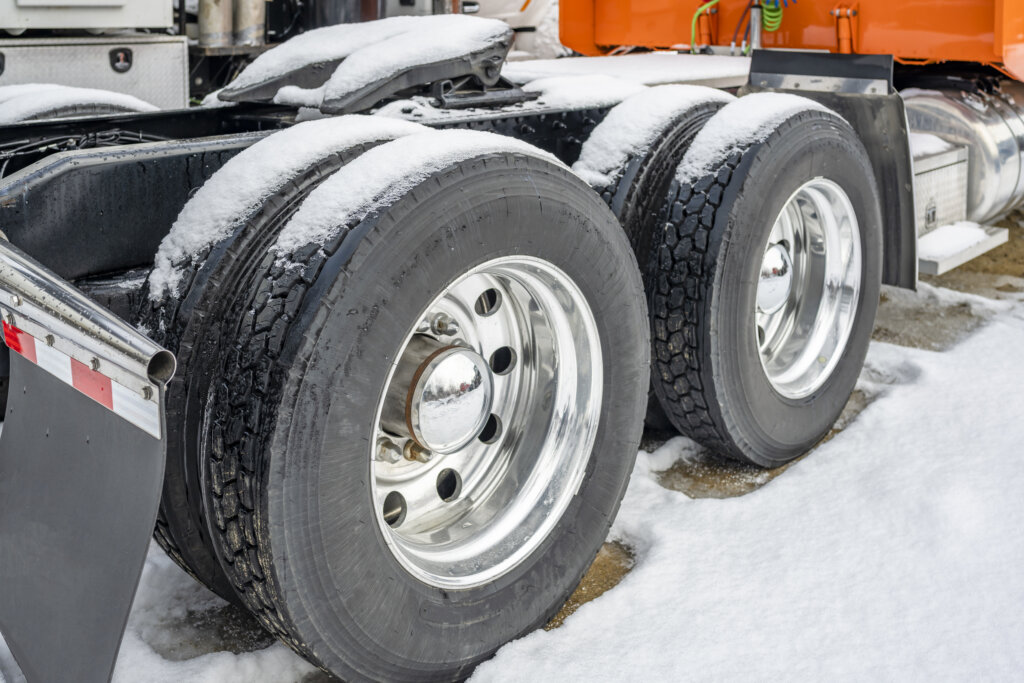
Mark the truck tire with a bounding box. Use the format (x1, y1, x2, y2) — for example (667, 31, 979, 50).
(195, 143, 648, 679)
(650, 108, 882, 468)
(580, 91, 728, 430)
(140, 142, 386, 602)
(592, 101, 727, 282)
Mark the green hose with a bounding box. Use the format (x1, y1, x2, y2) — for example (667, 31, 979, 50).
(690, 0, 720, 53)
(761, 0, 783, 32)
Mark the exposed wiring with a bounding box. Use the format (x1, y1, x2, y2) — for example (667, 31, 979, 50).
(690, 0, 720, 54)
(730, 1, 755, 52)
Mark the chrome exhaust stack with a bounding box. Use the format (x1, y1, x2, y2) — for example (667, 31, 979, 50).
(198, 0, 233, 47)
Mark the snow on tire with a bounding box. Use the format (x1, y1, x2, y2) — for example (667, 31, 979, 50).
(573, 85, 733, 430)
(650, 94, 883, 467)
(186, 130, 649, 679)
(139, 117, 425, 603)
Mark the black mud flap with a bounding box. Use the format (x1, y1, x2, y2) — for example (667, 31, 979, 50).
(0, 352, 165, 683)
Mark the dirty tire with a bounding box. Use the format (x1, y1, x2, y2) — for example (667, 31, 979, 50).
(138, 143, 382, 602)
(592, 100, 724, 431)
(198, 149, 649, 680)
(650, 109, 882, 467)
(597, 101, 725, 284)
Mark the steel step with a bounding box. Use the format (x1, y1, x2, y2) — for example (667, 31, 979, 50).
(917, 222, 1009, 276)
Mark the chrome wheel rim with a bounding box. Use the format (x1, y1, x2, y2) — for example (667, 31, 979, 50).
(755, 178, 862, 399)
(371, 256, 603, 589)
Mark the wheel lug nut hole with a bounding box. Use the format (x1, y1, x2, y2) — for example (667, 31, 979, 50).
(436, 468, 462, 502)
(382, 491, 407, 527)
(475, 288, 502, 316)
(489, 346, 515, 375)
(478, 413, 502, 444)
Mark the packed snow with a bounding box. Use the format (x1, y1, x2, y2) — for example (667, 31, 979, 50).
(474, 304, 1024, 680)
(8, 283, 1012, 682)
(503, 53, 750, 88)
(220, 17, 422, 95)
(917, 221, 993, 262)
(226, 16, 512, 110)
(0, 83, 67, 106)
(273, 129, 562, 256)
(321, 16, 510, 106)
(373, 75, 648, 124)
(0, 85, 157, 124)
(675, 92, 831, 183)
(148, 116, 427, 299)
(908, 132, 955, 160)
(520, 74, 647, 110)
(572, 85, 735, 187)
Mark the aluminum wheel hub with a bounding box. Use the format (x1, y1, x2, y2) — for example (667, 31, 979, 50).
(409, 346, 494, 454)
(757, 242, 794, 314)
(370, 256, 603, 589)
(755, 177, 862, 399)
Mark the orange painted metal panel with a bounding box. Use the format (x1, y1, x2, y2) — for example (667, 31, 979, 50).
(560, 0, 1024, 78)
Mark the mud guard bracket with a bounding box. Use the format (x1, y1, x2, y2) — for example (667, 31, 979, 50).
(742, 50, 917, 289)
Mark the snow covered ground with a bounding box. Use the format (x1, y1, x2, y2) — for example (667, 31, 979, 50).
(41, 276, 1008, 682)
(477, 291, 1024, 681)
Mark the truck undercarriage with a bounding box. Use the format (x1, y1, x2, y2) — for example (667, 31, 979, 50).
(0, 7, 1022, 682)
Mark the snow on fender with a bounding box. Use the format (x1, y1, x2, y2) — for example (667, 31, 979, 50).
(148, 115, 427, 299)
(0, 84, 157, 124)
(573, 84, 735, 189)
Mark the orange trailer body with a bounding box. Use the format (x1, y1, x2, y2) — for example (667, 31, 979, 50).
(560, 0, 1024, 80)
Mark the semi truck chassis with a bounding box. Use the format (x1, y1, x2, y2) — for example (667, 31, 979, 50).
(0, 14, 1017, 682)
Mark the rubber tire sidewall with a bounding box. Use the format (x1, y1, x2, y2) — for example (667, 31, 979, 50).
(710, 113, 882, 467)
(263, 155, 649, 680)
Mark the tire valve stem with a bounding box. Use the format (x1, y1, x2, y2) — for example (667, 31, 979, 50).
(404, 441, 433, 463)
(429, 313, 459, 337)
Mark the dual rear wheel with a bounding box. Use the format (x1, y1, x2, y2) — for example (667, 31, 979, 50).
(147, 96, 883, 679)
(144, 134, 649, 680)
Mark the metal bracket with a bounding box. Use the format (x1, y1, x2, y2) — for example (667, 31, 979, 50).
(431, 75, 538, 110)
(743, 50, 917, 289)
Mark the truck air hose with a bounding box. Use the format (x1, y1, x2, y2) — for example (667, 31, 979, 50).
(690, 0, 720, 53)
(761, 0, 784, 32)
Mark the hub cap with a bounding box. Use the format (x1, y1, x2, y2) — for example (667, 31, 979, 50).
(371, 256, 603, 588)
(755, 178, 862, 399)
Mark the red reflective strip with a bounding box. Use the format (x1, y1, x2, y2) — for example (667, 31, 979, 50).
(3, 321, 36, 363)
(70, 357, 113, 410)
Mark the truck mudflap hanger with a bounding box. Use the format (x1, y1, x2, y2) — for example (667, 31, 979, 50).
(0, 240, 174, 683)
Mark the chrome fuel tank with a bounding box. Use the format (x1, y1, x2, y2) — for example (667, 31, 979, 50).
(903, 81, 1024, 224)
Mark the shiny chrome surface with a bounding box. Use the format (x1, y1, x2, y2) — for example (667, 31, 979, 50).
(756, 178, 862, 399)
(757, 242, 794, 314)
(0, 240, 175, 389)
(371, 256, 603, 589)
(410, 346, 494, 454)
(903, 81, 1024, 224)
